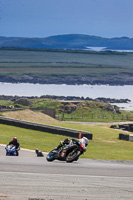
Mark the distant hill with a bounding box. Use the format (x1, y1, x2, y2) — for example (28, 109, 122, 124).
(0, 34, 133, 50)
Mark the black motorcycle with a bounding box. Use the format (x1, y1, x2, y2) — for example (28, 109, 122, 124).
(46, 139, 86, 163)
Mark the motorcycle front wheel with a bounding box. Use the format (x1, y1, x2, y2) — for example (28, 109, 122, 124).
(46, 150, 58, 162)
(66, 150, 81, 163)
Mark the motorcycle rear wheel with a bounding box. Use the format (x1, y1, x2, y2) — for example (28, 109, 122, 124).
(66, 150, 81, 163)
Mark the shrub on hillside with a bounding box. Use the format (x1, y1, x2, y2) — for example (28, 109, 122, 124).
(14, 98, 32, 106)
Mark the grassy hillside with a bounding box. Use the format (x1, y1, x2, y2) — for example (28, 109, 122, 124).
(2, 109, 60, 124)
(29, 98, 133, 122)
(0, 48, 133, 85)
(1, 98, 133, 122)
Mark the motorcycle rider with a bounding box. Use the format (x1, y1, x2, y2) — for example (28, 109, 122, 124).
(55, 138, 70, 150)
(47, 136, 89, 162)
(72, 137, 89, 147)
(72, 137, 89, 152)
(7, 137, 20, 156)
(55, 137, 89, 151)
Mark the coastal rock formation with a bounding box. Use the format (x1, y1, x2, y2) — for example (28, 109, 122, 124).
(0, 95, 130, 104)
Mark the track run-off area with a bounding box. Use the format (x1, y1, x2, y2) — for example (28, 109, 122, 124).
(0, 144, 133, 200)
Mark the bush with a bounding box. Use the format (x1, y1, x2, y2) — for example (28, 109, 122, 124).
(14, 98, 32, 106)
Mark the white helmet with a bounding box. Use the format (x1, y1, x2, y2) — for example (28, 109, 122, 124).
(83, 137, 89, 146)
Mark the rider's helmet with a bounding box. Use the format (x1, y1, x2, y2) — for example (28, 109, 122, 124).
(13, 137, 18, 142)
(64, 138, 70, 144)
(83, 137, 89, 146)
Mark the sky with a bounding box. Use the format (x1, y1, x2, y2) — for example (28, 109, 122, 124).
(0, 0, 133, 38)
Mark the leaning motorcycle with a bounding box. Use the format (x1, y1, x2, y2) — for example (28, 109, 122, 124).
(5, 144, 17, 156)
(46, 139, 86, 163)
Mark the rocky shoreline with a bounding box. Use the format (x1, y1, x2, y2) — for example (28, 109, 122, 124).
(1, 74, 133, 86)
(0, 94, 130, 104)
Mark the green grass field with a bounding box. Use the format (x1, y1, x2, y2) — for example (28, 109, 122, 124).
(0, 122, 133, 161)
(1, 48, 133, 84)
(1, 48, 133, 68)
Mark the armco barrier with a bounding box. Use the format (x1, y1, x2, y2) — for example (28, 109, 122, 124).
(0, 117, 93, 140)
(119, 133, 129, 141)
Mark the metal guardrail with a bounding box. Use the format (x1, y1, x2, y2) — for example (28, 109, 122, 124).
(0, 117, 93, 140)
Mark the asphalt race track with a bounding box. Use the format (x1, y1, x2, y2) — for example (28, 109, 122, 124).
(0, 145, 133, 200)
